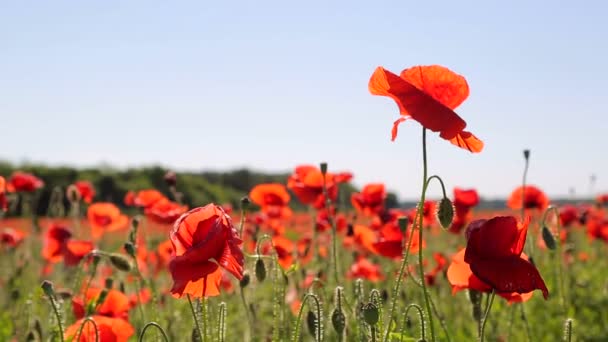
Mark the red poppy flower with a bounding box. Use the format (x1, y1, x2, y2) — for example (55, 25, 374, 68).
(346, 256, 384, 282)
(156, 239, 175, 268)
(447, 248, 533, 303)
(287, 165, 338, 209)
(87, 203, 129, 239)
(453, 188, 479, 211)
(65, 315, 134, 342)
(267, 235, 294, 269)
(123, 191, 135, 206)
(597, 194, 608, 205)
(351, 183, 386, 216)
(369, 65, 483, 152)
(8, 171, 44, 192)
(249, 183, 290, 208)
(133, 189, 167, 208)
(0, 227, 26, 248)
(74, 181, 96, 204)
(372, 223, 425, 259)
(0, 176, 7, 211)
(507, 185, 549, 211)
(559, 205, 579, 227)
(464, 216, 548, 299)
(425, 253, 448, 286)
(42, 224, 94, 266)
(406, 201, 436, 228)
(144, 198, 188, 224)
(72, 288, 131, 320)
(169, 204, 244, 298)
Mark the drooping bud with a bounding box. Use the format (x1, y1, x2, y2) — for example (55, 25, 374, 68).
(437, 197, 455, 229)
(104, 278, 114, 289)
(398, 216, 409, 233)
(108, 253, 132, 272)
(331, 287, 346, 336)
(319, 162, 328, 175)
(361, 302, 379, 326)
(306, 310, 318, 338)
(240, 271, 251, 288)
(255, 258, 266, 282)
(542, 226, 557, 250)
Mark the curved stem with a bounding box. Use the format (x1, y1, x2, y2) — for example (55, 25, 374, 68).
(291, 293, 323, 342)
(75, 317, 99, 342)
(401, 304, 426, 341)
(217, 302, 227, 342)
(417, 128, 436, 341)
(426, 175, 448, 199)
(478, 291, 496, 342)
(139, 322, 170, 342)
(187, 294, 205, 342)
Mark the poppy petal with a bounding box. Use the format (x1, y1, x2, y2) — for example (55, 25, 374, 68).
(470, 256, 549, 299)
(449, 131, 484, 153)
(369, 67, 466, 139)
(169, 258, 222, 298)
(391, 117, 408, 141)
(399, 65, 469, 110)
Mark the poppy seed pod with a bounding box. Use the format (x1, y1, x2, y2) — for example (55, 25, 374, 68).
(124, 242, 136, 257)
(109, 253, 132, 272)
(306, 310, 318, 337)
(104, 278, 114, 289)
(331, 307, 346, 335)
(255, 258, 266, 282)
(398, 216, 409, 233)
(523, 149, 530, 160)
(40, 280, 55, 297)
(164, 171, 177, 187)
(319, 162, 328, 175)
(437, 198, 455, 229)
(361, 302, 379, 325)
(241, 196, 250, 207)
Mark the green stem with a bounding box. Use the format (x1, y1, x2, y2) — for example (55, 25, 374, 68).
(321, 169, 340, 285)
(520, 304, 532, 342)
(240, 287, 254, 339)
(139, 322, 170, 342)
(187, 294, 205, 342)
(49, 295, 65, 342)
(479, 291, 495, 342)
(371, 326, 377, 342)
(217, 302, 226, 342)
(75, 317, 99, 342)
(291, 293, 323, 342)
(417, 128, 435, 341)
(401, 304, 426, 341)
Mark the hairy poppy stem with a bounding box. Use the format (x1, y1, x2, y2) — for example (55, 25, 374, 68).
(239, 287, 254, 339)
(478, 291, 495, 342)
(321, 167, 340, 286)
(401, 303, 426, 341)
(417, 128, 436, 341)
(291, 293, 323, 342)
(187, 294, 205, 342)
(138, 322, 170, 342)
(542, 206, 567, 312)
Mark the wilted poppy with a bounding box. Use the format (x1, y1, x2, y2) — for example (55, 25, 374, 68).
(144, 198, 188, 224)
(368, 65, 483, 152)
(8, 171, 44, 192)
(351, 183, 386, 216)
(0, 227, 26, 248)
(346, 256, 384, 282)
(507, 185, 549, 211)
(73, 181, 96, 204)
(87, 203, 129, 239)
(464, 216, 548, 299)
(65, 315, 134, 342)
(169, 204, 244, 298)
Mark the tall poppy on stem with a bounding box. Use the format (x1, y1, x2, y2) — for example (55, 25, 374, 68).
(169, 204, 244, 298)
(369, 65, 483, 152)
(8, 171, 44, 192)
(507, 185, 549, 211)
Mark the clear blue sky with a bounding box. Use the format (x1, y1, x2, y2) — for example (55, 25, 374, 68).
(2, 1, 607, 200)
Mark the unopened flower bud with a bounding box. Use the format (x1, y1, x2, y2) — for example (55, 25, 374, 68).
(331, 308, 345, 335)
(241, 196, 250, 207)
(361, 302, 379, 325)
(240, 272, 251, 288)
(255, 258, 266, 282)
(306, 310, 318, 337)
(523, 149, 530, 160)
(124, 242, 136, 257)
(437, 198, 455, 229)
(104, 278, 114, 289)
(40, 280, 54, 297)
(398, 216, 409, 233)
(542, 226, 557, 250)
(319, 162, 328, 175)
(109, 253, 132, 272)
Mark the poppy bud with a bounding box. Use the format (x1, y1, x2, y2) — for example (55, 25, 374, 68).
(191, 328, 200, 342)
(255, 258, 266, 282)
(240, 272, 251, 288)
(92, 253, 102, 267)
(124, 242, 136, 258)
(66, 184, 81, 203)
(361, 302, 379, 325)
(320, 162, 328, 175)
(40, 280, 55, 297)
(306, 310, 318, 337)
(523, 149, 530, 160)
(398, 216, 409, 233)
(104, 278, 114, 289)
(164, 171, 177, 187)
(542, 226, 557, 250)
(468, 289, 482, 321)
(346, 224, 354, 237)
(331, 308, 346, 336)
(119, 282, 126, 293)
(109, 253, 132, 272)
(96, 288, 109, 308)
(25, 331, 37, 342)
(437, 198, 454, 229)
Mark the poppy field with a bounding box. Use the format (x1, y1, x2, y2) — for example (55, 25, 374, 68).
(2, 65, 608, 342)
